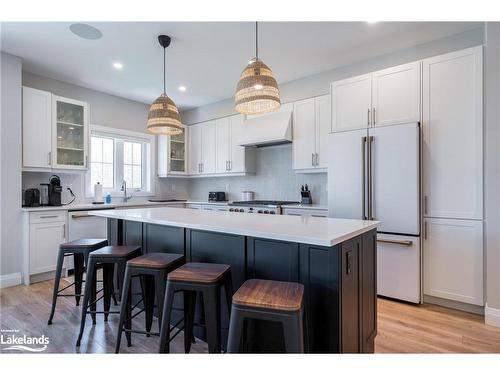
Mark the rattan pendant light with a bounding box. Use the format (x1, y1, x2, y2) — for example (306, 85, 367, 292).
(235, 22, 281, 115)
(147, 35, 183, 135)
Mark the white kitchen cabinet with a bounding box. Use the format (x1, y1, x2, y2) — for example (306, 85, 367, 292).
(371, 61, 421, 127)
(331, 62, 421, 133)
(422, 46, 483, 220)
(188, 124, 202, 175)
(201, 121, 217, 174)
(423, 218, 484, 306)
(331, 74, 372, 132)
(293, 98, 316, 170)
(292, 94, 330, 172)
(158, 131, 187, 177)
(22, 87, 53, 169)
(229, 114, 250, 173)
(215, 117, 231, 173)
(28, 211, 66, 276)
(282, 207, 328, 217)
(52, 95, 89, 170)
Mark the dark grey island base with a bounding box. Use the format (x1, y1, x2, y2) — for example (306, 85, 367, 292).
(107, 218, 377, 353)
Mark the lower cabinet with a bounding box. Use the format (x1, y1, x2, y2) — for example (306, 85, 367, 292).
(27, 211, 67, 277)
(423, 218, 484, 306)
(282, 207, 328, 217)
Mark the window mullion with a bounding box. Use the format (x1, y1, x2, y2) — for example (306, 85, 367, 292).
(115, 140, 124, 192)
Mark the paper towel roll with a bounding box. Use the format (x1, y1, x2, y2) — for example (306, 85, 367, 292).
(94, 182, 103, 203)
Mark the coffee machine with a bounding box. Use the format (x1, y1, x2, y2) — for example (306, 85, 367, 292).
(49, 175, 62, 206)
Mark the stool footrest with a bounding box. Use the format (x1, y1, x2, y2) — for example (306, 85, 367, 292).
(123, 329, 160, 336)
(86, 310, 120, 314)
(57, 293, 83, 297)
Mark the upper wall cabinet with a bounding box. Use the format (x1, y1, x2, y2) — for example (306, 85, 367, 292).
(23, 87, 53, 169)
(292, 94, 330, 172)
(422, 46, 483, 220)
(187, 121, 216, 175)
(158, 131, 186, 177)
(52, 95, 89, 170)
(331, 74, 372, 132)
(331, 61, 421, 132)
(371, 62, 421, 127)
(22, 87, 89, 171)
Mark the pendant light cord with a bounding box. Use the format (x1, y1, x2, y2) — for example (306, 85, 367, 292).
(255, 21, 259, 59)
(163, 46, 166, 95)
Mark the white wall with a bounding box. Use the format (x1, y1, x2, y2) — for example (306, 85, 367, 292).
(0, 53, 23, 279)
(484, 23, 500, 317)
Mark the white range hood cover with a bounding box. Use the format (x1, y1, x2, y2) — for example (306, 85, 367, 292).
(238, 110, 293, 147)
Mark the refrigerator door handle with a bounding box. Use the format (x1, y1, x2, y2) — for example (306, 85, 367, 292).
(362, 136, 368, 220)
(377, 238, 413, 246)
(368, 135, 374, 220)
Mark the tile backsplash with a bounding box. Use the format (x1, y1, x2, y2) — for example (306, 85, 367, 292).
(159, 144, 328, 204)
(22, 144, 327, 206)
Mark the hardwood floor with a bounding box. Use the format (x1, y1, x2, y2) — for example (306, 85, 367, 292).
(1, 279, 500, 353)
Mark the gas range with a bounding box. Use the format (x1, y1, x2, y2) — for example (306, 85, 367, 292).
(228, 200, 300, 215)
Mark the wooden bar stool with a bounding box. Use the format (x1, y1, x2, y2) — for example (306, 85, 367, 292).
(227, 279, 305, 353)
(115, 253, 185, 353)
(76, 245, 141, 347)
(158, 262, 233, 354)
(48, 238, 108, 325)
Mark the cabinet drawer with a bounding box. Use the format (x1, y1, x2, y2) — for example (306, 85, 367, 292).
(30, 211, 66, 224)
(283, 208, 328, 217)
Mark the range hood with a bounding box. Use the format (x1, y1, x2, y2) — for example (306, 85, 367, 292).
(238, 110, 293, 147)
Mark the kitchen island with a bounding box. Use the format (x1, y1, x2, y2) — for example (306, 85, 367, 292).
(92, 207, 379, 353)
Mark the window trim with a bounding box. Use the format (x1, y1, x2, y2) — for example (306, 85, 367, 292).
(85, 124, 156, 198)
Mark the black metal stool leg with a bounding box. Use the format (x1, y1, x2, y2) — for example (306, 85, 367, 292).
(76, 257, 97, 347)
(115, 266, 132, 353)
(227, 307, 245, 353)
(48, 249, 66, 325)
(154, 272, 167, 328)
(158, 282, 175, 353)
(183, 290, 196, 353)
(73, 253, 84, 306)
(283, 312, 304, 353)
(103, 263, 114, 322)
(203, 286, 221, 353)
(142, 275, 155, 336)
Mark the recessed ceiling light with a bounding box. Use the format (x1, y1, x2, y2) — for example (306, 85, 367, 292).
(367, 21, 378, 24)
(113, 62, 124, 70)
(69, 23, 103, 40)
(178, 85, 187, 92)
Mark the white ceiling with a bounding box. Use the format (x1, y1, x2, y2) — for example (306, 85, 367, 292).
(1, 22, 482, 110)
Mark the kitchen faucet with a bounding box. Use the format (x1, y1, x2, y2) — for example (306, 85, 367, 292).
(121, 180, 132, 202)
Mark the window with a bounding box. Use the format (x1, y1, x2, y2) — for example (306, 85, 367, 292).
(86, 125, 155, 197)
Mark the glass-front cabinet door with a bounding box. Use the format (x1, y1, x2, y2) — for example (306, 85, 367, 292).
(52, 95, 88, 170)
(157, 130, 186, 177)
(169, 131, 186, 173)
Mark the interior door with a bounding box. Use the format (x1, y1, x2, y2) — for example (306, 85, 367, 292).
(201, 121, 216, 174)
(215, 117, 230, 173)
(229, 114, 246, 172)
(314, 94, 331, 169)
(292, 98, 316, 169)
(372, 61, 421, 127)
(369, 122, 420, 235)
(331, 74, 372, 132)
(328, 129, 368, 219)
(188, 124, 202, 174)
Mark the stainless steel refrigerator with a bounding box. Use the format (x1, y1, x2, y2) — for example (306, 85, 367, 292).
(328, 122, 421, 303)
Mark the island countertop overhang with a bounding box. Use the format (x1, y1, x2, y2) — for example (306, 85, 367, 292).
(91, 206, 379, 247)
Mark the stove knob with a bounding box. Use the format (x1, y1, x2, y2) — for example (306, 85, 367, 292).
(258, 210, 263, 214)
(270, 210, 276, 214)
(239, 209, 245, 213)
(264, 210, 269, 214)
(229, 208, 234, 212)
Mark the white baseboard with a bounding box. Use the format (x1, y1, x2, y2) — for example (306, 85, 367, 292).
(485, 304, 500, 328)
(0, 272, 22, 288)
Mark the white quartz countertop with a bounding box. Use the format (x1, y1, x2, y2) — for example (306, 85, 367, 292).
(281, 204, 328, 210)
(92, 206, 378, 247)
(21, 200, 188, 212)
